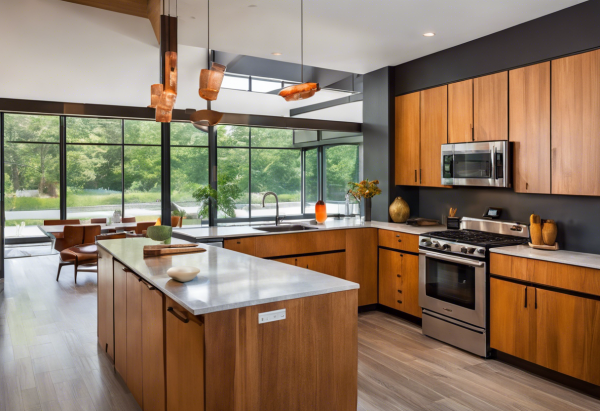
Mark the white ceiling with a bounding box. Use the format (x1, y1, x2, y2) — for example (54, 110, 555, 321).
(177, 0, 587, 74)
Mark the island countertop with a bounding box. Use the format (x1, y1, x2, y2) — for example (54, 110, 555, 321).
(97, 237, 359, 316)
(173, 218, 446, 242)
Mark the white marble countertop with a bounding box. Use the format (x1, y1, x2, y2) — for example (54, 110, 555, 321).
(173, 219, 446, 241)
(97, 238, 359, 316)
(491, 245, 600, 270)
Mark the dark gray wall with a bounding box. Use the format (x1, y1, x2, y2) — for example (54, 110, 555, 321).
(384, 0, 600, 253)
(363, 67, 396, 221)
(395, 0, 600, 95)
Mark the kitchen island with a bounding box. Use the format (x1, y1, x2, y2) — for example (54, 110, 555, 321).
(96, 237, 359, 411)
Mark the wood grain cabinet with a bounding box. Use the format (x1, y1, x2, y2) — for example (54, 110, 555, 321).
(510, 62, 551, 194)
(395, 92, 421, 186)
(448, 79, 473, 143)
(378, 248, 421, 318)
(551, 49, 600, 196)
(141, 280, 166, 411)
(420, 85, 448, 187)
(97, 247, 114, 360)
(224, 237, 256, 255)
(474, 72, 508, 141)
(113, 260, 128, 380)
(126, 271, 143, 406)
(274, 252, 346, 279)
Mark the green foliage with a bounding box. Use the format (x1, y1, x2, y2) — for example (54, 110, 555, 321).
(192, 173, 243, 218)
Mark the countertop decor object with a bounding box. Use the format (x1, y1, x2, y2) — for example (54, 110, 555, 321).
(389, 197, 410, 223)
(406, 218, 438, 226)
(166, 265, 201, 283)
(348, 179, 382, 222)
(146, 225, 172, 242)
(143, 243, 206, 257)
(542, 219, 558, 246)
(315, 200, 327, 224)
(530, 214, 543, 245)
(528, 242, 559, 251)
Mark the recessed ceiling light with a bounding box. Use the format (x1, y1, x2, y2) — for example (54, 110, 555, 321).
(423, 32, 435, 37)
(272, 52, 282, 56)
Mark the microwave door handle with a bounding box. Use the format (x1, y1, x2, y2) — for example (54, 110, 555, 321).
(491, 146, 496, 180)
(424, 251, 485, 267)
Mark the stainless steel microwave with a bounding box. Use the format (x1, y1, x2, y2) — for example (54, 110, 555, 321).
(441, 141, 511, 188)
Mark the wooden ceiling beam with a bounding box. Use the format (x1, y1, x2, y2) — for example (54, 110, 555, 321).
(62, 0, 161, 43)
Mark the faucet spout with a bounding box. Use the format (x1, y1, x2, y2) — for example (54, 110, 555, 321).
(262, 192, 282, 226)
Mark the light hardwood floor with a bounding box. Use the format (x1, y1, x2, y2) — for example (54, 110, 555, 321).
(2, 255, 600, 411)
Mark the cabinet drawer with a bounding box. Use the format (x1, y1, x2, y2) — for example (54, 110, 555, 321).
(224, 237, 256, 256)
(378, 230, 418, 253)
(530, 259, 600, 297)
(255, 230, 346, 258)
(490, 254, 529, 281)
(274, 252, 346, 279)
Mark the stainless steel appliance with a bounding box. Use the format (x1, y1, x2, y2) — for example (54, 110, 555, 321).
(419, 217, 529, 357)
(441, 141, 511, 187)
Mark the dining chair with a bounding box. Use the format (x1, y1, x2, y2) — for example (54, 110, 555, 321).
(134, 221, 156, 235)
(121, 217, 136, 223)
(155, 216, 182, 227)
(44, 219, 81, 225)
(56, 225, 102, 283)
(90, 218, 107, 224)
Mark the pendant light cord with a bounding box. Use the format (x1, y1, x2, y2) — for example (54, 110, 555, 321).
(301, 0, 304, 83)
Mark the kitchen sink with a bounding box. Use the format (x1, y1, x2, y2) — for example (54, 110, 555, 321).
(253, 224, 318, 233)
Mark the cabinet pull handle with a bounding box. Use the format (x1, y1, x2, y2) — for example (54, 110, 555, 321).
(398, 239, 402, 243)
(143, 281, 156, 290)
(397, 300, 402, 304)
(294, 258, 298, 266)
(396, 234, 400, 237)
(397, 290, 402, 293)
(400, 254, 404, 257)
(396, 274, 401, 278)
(237, 241, 241, 244)
(420, 169, 422, 184)
(306, 264, 309, 269)
(535, 288, 537, 309)
(122, 267, 132, 273)
(414, 170, 417, 183)
(167, 307, 189, 323)
(524, 286, 528, 308)
(526, 182, 529, 190)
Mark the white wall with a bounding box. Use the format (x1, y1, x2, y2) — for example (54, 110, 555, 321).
(0, 0, 360, 122)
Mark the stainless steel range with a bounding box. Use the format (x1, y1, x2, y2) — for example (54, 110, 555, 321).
(418, 217, 529, 357)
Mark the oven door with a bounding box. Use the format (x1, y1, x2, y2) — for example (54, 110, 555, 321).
(419, 251, 486, 328)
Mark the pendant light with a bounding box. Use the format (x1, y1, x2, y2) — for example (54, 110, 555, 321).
(278, 0, 320, 102)
(191, 0, 226, 130)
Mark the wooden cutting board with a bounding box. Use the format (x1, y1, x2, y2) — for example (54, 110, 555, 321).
(143, 243, 207, 257)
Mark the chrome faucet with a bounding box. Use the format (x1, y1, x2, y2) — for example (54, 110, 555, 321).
(262, 191, 284, 226)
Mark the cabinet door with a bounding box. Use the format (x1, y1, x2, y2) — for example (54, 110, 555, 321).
(97, 248, 114, 360)
(395, 92, 421, 186)
(113, 261, 128, 380)
(166, 298, 205, 411)
(126, 271, 143, 407)
(224, 237, 256, 256)
(552, 50, 600, 196)
(474, 72, 508, 141)
(142, 282, 166, 411)
(400, 253, 421, 318)
(275, 252, 346, 279)
(510, 62, 551, 194)
(490, 278, 534, 362)
(420, 85, 448, 187)
(378, 248, 402, 310)
(448, 79, 473, 143)
(535, 288, 600, 385)
(346, 229, 378, 306)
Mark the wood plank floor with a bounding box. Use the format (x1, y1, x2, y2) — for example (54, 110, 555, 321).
(2, 255, 600, 411)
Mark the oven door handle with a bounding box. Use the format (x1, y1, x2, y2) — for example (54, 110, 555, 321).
(423, 251, 485, 267)
(491, 146, 497, 180)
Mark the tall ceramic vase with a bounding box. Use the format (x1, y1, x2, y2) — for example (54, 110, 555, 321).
(315, 200, 327, 224)
(364, 198, 372, 222)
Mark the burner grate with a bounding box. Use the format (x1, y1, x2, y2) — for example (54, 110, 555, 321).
(427, 230, 527, 246)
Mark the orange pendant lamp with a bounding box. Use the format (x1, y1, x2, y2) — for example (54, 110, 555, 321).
(156, 51, 178, 123)
(278, 0, 320, 102)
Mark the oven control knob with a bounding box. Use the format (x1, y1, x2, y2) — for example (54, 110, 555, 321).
(477, 248, 485, 255)
(467, 247, 476, 254)
(433, 241, 441, 248)
(420, 239, 432, 247)
(460, 246, 468, 253)
(442, 244, 451, 251)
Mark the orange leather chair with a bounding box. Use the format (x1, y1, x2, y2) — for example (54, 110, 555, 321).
(90, 218, 107, 224)
(155, 216, 182, 227)
(121, 217, 136, 223)
(56, 225, 102, 283)
(44, 219, 81, 240)
(54, 225, 84, 252)
(135, 221, 155, 235)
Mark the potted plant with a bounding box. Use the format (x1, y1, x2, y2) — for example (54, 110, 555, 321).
(192, 173, 242, 219)
(347, 179, 382, 222)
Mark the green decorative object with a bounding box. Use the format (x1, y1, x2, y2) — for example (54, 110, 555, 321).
(147, 225, 172, 242)
(389, 197, 410, 223)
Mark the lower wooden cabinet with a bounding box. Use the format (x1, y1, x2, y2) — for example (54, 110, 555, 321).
(97, 247, 114, 360)
(126, 271, 143, 406)
(378, 248, 421, 318)
(491, 277, 600, 386)
(224, 237, 256, 256)
(274, 251, 346, 279)
(141, 281, 166, 411)
(165, 297, 205, 411)
(113, 260, 128, 380)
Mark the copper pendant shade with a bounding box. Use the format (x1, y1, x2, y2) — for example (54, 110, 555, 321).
(152, 51, 178, 123)
(279, 82, 320, 102)
(199, 62, 226, 101)
(190, 109, 224, 127)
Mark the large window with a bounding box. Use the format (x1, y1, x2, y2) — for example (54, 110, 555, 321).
(66, 118, 161, 223)
(324, 145, 360, 212)
(171, 122, 209, 226)
(4, 114, 60, 227)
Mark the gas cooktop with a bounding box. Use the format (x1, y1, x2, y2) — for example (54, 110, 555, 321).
(426, 229, 527, 247)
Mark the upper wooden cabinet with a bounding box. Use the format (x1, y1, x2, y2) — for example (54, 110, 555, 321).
(552, 49, 600, 196)
(420, 85, 448, 187)
(510, 62, 551, 194)
(474, 72, 508, 141)
(395, 92, 421, 186)
(448, 79, 473, 143)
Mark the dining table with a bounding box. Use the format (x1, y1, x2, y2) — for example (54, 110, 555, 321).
(38, 222, 139, 239)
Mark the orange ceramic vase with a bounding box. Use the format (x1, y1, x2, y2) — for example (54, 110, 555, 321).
(315, 200, 327, 223)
